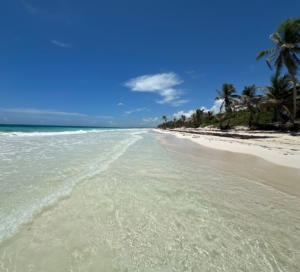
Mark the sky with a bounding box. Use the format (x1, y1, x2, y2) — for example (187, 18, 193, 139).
(0, 0, 299, 127)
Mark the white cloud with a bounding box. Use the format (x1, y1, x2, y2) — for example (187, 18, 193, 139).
(51, 40, 73, 48)
(209, 99, 224, 114)
(172, 99, 225, 119)
(0, 108, 113, 119)
(141, 117, 159, 124)
(124, 108, 148, 115)
(143, 117, 159, 123)
(118, 103, 124, 106)
(124, 72, 188, 106)
(173, 110, 195, 119)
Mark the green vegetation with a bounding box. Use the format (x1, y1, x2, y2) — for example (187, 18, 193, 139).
(158, 18, 300, 131)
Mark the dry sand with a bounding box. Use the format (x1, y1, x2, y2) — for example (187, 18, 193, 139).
(153, 127, 300, 169)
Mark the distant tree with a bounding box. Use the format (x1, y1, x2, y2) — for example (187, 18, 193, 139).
(173, 118, 177, 128)
(238, 84, 261, 127)
(207, 111, 213, 117)
(195, 109, 204, 126)
(259, 74, 293, 123)
(191, 112, 197, 125)
(215, 83, 239, 129)
(180, 115, 186, 125)
(162, 115, 168, 129)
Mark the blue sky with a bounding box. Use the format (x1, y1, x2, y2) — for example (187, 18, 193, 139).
(0, 0, 299, 127)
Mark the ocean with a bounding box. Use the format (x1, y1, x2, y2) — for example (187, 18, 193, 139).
(0, 125, 299, 271)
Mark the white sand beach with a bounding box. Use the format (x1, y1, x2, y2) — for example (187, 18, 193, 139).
(154, 127, 300, 169)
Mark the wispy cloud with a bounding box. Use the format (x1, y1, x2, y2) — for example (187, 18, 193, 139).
(124, 72, 188, 106)
(141, 117, 159, 125)
(0, 108, 113, 118)
(51, 40, 73, 48)
(22, 2, 75, 24)
(22, 1, 38, 15)
(118, 103, 124, 106)
(3, 117, 8, 122)
(185, 70, 203, 79)
(1, 108, 85, 116)
(124, 108, 149, 115)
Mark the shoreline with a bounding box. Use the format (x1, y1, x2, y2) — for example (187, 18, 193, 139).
(153, 127, 300, 169)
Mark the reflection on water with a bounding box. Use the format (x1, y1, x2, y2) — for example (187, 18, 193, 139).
(0, 132, 299, 271)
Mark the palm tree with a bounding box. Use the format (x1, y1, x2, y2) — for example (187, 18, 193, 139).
(180, 115, 186, 125)
(259, 74, 293, 124)
(257, 18, 300, 123)
(173, 118, 177, 128)
(207, 111, 213, 117)
(215, 83, 239, 129)
(196, 109, 204, 126)
(238, 84, 261, 127)
(191, 111, 197, 126)
(162, 115, 167, 129)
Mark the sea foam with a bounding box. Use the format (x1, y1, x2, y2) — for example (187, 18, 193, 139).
(0, 129, 145, 243)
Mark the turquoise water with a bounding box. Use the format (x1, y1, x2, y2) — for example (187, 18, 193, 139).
(0, 127, 300, 271)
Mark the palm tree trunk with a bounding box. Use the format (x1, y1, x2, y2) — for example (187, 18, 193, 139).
(226, 108, 232, 128)
(249, 112, 252, 127)
(224, 104, 233, 129)
(219, 101, 225, 129)
(277, 106, 285, 124)
(290, 74, 297, 124)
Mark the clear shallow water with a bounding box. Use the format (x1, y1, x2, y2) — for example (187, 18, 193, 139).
(0, 127, 144, 242)
(0, 129, 300, 271)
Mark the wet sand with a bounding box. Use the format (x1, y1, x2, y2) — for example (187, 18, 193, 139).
(154, 128, 300, 169)
(153, 130, 300, 197)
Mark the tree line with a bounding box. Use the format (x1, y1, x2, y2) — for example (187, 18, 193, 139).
(158, 18, 300, 131)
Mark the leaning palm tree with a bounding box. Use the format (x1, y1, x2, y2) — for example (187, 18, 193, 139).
(259, 74, 294, 124)
(257, 18, 300, 123)
(215, 83, 239, 129)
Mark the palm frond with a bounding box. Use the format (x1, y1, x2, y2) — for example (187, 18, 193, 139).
(257, 49, 275, 60)
(291, 51, 300, 68)
(282, 105, 292, 115)
(283, 51, 298, 75)
(274, 52, 284, 75)
(270, 32, 283, 45)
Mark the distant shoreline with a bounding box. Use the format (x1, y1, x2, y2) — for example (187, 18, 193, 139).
(153, 127, 300, 169)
